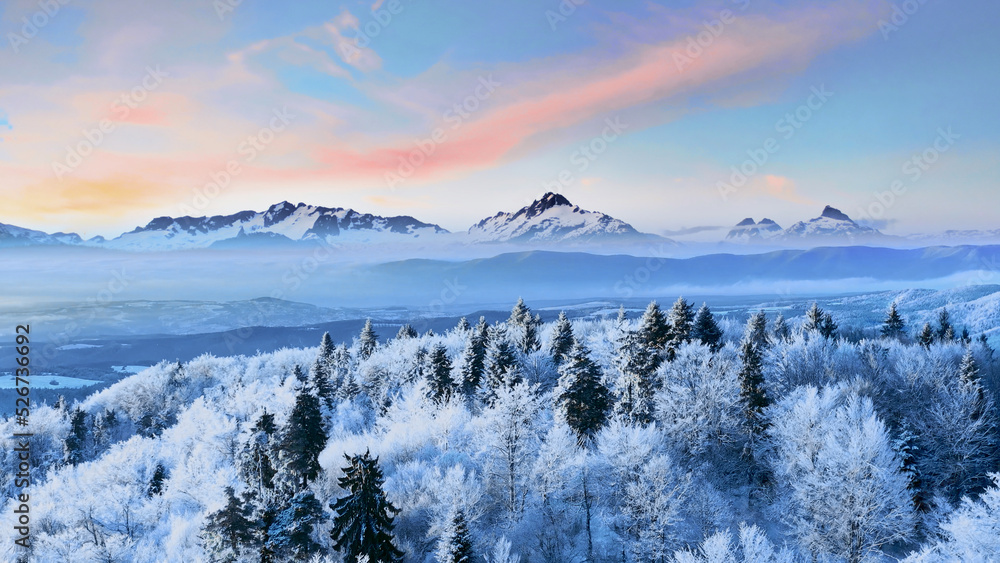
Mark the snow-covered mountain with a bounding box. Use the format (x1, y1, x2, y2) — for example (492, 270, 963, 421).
(781, 206, 885, 242)
(468, 192, 661, 244)
(101, 201, 448, 251)
(725, 218, 783, 241)
(0, 222, 83, 247)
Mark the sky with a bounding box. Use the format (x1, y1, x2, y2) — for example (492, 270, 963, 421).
(0, 0, 997, 239)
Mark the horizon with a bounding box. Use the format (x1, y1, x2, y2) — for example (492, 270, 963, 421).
(1, 0, 998, 239)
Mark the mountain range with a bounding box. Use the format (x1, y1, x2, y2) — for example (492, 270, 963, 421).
(0, 195, 993, 252)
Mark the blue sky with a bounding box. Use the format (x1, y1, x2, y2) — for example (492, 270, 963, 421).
(0, 0, 996, 238)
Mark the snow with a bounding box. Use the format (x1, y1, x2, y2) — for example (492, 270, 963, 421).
(468, 193, 647, 243)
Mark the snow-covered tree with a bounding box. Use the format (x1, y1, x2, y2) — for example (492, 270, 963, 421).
(359, 319, 379, 359)
(203, 486, 256, 560)
(549, 311, 575, 366)
(277, 386, 327, 490)
(436, 509, 474, 563)
(881, 303, 906, 340)
(768, 386, 916, 563)
(478, 381, 542, 520)
(691, 303, 723, 352)
(918, 323, 935, 348)
(428, 344, 456, 404)
(269, 490, 326, 560)
(672, 524, 802, 563)
(459, 317, 490, 397)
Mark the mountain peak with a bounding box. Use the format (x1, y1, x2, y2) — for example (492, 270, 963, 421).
(820, 206, 853, 222)
(735, 218, 757, 227)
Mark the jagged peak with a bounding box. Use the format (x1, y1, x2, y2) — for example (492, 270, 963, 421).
(820, 206, 853, 222)
(735, 218, 757, 227)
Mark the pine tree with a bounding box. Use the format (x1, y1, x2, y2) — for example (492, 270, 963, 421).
(63, 406, 88, 466)
(508, 298, 540, 355)
(738, 315, 771, 491)
(918, 323, 935, 349)
(555, 341, 611, 444)
(460, 317, 490, 397)
(960, 346, 981, 386)
(269, 490, 325, 560)
(428, 344, 456, 404)
(613, 330, 658, 425)
(616, 305, 628, 327)
(820, 313, 839, 340)
(484, 324, 520, 396)
(745, 311, 770, 349)
(395, 324, 417, 340)
(804, 302, 825, 333)
(330, 451, 404, 563)
(408, 346, 430, 385)
(309, 359, 335, 411)
(277, 386, 327, 490)
(359, 319, 378, 359)
(241, 410, 278, 503)
(691, 303, 723, 352)
(895, 429, 930, 513)
(454, 317, 471, 333)
(549, 311, 575, 366)
(291, 364, 308, 385)
(666, 296, 695, 345)
(936, 309, 954, 342)
(204, 486, 256, 559)
(772, 313, 791, 342)
(147, 463, 167, 497)
(881, 303, 906, 340)
(638, 301, 671, 352)
(436, 509, 475, 563)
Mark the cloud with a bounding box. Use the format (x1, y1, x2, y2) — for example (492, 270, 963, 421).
(755, 175, 818, 205)
(5, 176, 174, 223)
(310, 1, 887, 185)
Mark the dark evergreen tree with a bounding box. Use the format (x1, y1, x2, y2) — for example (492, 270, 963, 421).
(936, 309, 953, 342)
(549, 311, 575, 366)
(638, 301, 671, 352)
(745, 311, 770, 349)
(881, 303, 906, 340)
(147, 463, 167, 497)
(204, 486, 256, 559)
(436, 509, 474, 563)
(408, 346, 430, 385)
(428, 344, 456, 404)
(612, 330, 658, 425)
(330, 451, 404, 563)
(616, 305, 628, 327)
(691, 303, 723, 352)
(268, 491, 325, 560)
(63, 406, 88, 466)
(918, 323, 935, 349)
(666, 296, 695, 345)
(772, 313, 791, 343)
(555, 341, 611, 444)
(804, 302, 825, 333)
(960, 346, 981, 386)
(820, 313, 838, 340)
(508, 298, 540, 355)
(291, 364, 308, 385)
(395, 324, 418, 340)
(454, 317, 471, 333)
(359, 319, 378, 359)
(895, 430, 930, 514)
(460, 317, 490, 397)
(484, 324, 520, 396)
(738, 314, 771, 492)
(309, 360, 335, 411)
(277, 386, 327, 490)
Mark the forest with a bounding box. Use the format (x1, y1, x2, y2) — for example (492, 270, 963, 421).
(1, 297, 998, 562)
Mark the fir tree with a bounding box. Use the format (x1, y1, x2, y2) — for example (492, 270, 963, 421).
(549, 311, 575, 366)
(436, 509, 475, 563)
(241, 411, 278, 502)
(745, 311, 770, 349)
(359, 319, 378, 359)
(64, 407, 88, 466)
(960, 346, 981, 386)
(460, 317, 490, 397)
(291, 364, 308, 385)
(309, 359, 335, 411)
(691, 303, 723, 352)
(820, 313, 839, 340)
(555, 341, 611, 444)
(896, 430, 930, 514)
(804, 302, 825, 333)
(616, 305, 628, 327)
(936, 309, 954, 342)
(508, 298, 541, 354)
(454, 317, 471, 333)
(484, 324, 520, 396)
(395, 324, 417, 340)
(638, 301, 671, 352)
(428, 344, 456, 404)
(330, 451, 404, 563)
(918, 323, 935, 349)
(147, 463, 167, 497)
(666, 296, 695, 345)
(408, 346, 430, 385)
(881, 303, 906, 340)
(772, 313, 791, 343)
(613, 330, 658, 425)
(277, 386, 327, 490)
(204, 486, 256, 559)
(269, 490, 325, 560)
